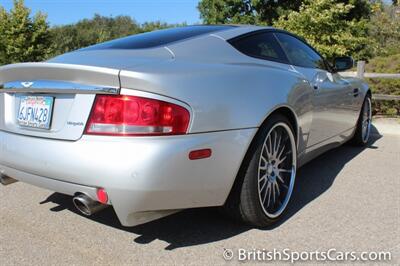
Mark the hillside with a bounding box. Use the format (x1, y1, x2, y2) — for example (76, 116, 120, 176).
(366, 54, 400, 116)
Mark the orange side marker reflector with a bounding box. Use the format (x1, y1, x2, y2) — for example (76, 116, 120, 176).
(189, 149, 212, 160)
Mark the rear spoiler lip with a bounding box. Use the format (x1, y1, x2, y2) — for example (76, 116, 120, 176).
(0, 62, 121, 95)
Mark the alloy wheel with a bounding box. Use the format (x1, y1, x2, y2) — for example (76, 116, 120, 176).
(257, 122, 296, 218)
(362, 97, 372, 143)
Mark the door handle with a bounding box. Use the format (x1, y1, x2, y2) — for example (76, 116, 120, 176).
(348, 88, 359, 97)
(353, 88, 359, 97)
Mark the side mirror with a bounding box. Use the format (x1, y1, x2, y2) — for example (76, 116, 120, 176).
(333, 56, 354, 72)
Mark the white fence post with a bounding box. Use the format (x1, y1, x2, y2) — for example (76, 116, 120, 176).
(357, 60, 366, 79)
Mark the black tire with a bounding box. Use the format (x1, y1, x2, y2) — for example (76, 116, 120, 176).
(351, 95, 372, 146)
(224, 114, 297, 227)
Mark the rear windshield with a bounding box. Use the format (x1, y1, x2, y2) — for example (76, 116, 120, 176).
(82, 25, 235, 50)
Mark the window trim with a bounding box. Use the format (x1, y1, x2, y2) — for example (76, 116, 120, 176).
(273, 31, 330, 71)
(228, 31, 290, 65)
(228, 29, 332, 71)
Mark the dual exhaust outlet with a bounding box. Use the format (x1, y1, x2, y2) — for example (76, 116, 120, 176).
(1, 173, 107, 216)
(72, 194, 108, 216)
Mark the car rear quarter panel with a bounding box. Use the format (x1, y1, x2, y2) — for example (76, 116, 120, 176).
(119, 36, 314, 154)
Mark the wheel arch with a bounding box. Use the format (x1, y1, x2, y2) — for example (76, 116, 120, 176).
(260, 105, 299, 147)
(223, 105, 299, 207)
(366, 89, 372, 98)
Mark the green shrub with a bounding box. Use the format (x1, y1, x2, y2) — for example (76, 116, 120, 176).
(372, 100, 399, 116)
(365, 53, 400, 116)
(366, 54, 400, 73)
(386, 108, 398, 116)
(367, 78, 400, 96)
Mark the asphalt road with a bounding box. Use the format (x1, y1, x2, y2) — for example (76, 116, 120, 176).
(1, 123, 399, 265)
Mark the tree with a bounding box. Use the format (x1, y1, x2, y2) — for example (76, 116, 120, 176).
(50, 14, 141, 56)
(368, 3, 400, 56)
(197, 0, 302, 25)
(0, 0, 52, 64)
(345, 0, 372, 20)
(50, 15, 185, 57)
(0, 6, 8, 64)
(273, 0, 371, 60)
(139, 21, 178, 33)
(197, 0, 371, 25)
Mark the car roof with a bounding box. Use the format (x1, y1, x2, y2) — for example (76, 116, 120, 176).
(81, 25, 237, 51)
(80, 25, 276, 51)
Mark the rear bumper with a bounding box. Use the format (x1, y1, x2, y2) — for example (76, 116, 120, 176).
(0, 129, 256, 226)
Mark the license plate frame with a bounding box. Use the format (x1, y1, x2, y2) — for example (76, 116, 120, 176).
(17, 96, 54, 130)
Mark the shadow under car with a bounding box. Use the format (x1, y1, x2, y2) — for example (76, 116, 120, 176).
(40, 125, 382, 250)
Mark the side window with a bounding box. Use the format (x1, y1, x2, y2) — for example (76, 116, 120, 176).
(230, 32, 289, 64)
(274, 33, 326, 70)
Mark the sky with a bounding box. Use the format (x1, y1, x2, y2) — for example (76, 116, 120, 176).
(0, 0, 395, 27)
(0, 0, 201, 26)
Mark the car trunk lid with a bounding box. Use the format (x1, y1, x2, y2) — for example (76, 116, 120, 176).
(0, 48, 174, 141)
(0, 62, 120, 141)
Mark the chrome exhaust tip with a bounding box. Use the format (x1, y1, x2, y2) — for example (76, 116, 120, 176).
(0, 174, 18, 186)
(72, 194, 107, 216)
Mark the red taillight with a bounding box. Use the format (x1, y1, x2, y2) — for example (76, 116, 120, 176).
(85, 95, 190, 136)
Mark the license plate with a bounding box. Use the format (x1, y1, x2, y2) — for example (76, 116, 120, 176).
(17, 96, 54, 129)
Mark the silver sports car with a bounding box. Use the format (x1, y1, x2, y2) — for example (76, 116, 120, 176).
(0, 25, 371, 227)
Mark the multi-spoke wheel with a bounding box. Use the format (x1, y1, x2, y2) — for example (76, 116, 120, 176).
(351, 95, 372, 146)
(361, 97, 372, 143)
(258, 123, 296, 218)
(224, 114, 297, 227)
